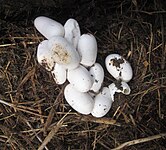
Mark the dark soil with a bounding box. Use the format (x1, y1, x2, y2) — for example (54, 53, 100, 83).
(0, 0, 166, 149)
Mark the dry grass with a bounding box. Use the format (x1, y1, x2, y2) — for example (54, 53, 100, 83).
(0, 0, 166, 149)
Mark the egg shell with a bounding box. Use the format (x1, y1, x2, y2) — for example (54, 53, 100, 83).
(91, 87, 113, 118)
(67, 65, 93, 92)
(37, 40, 55, 71)
(51, 63, 67, 84)
(115, 81, 131, 95)
(64, 18, 81, 48)
(108, 83, 117, 102)
(108, 81, 131, 102)
(34, 16, 65, 39)
(64, 84, 94, 115)
(105, 54, 133, 82)
(89, 63, 104, 93)
(77, 34, 97, 67)
(48, 36, 80, 70)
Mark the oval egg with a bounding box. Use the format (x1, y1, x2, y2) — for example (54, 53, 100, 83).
(37, 40, 55, 71)
(89, 63, 104, 93)
(91, 87, 113, 118)
(34, 16, 65, 39)
(67, 65, 93, 92)
(64, 84, 94, 115)
(51, 63, 67, 84)
(105, 54, 133, 82)
(77, 34, 97, 67)
(64, 18, 81, 48)
(48, 36, 80, 70)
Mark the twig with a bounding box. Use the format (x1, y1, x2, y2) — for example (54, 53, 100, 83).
(160, 12, 165, 69)
(43, 84, 66, 135)
(131, 10, 166, 15)
(77, 115, 120, 126)
(111, 133, 166, 150)
(0, 99, 47, 118)
(0, 42, 37, 47)
(25, 120, 49, 150)
(17, 67, 36, 90)
(38, 111, 70, 150)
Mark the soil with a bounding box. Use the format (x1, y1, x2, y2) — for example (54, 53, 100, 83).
(0, 0, 166, 149)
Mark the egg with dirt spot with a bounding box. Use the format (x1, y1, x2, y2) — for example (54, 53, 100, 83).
(89, 63, 104, 93)
(105, 54, 133, 82)
(64, 84, 94, 115)
(91, 87, 113, 118)
(48, 36, 80, 70)
(51, 63, 67, 84)
(37, 40, 55, 71)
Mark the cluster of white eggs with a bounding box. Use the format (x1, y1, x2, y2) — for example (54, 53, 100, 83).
(34, 16, 133, 118)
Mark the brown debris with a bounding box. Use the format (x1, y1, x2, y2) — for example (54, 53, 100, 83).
(109, 58, 124, 68)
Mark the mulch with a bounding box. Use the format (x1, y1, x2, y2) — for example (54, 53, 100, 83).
(0, 0, 166, 149)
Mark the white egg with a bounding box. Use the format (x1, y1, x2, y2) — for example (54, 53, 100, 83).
(91, 87, 113, 118)
(108, 81, 131, 101)
(89, 63, 104, 93)
(67, 65, 93, 92)
(105, 54, 133, 82)
(51, 63, 66, 84)
(37, 40, 55, 71)
(64, 84, 94, 115)
(77, 34, 97, 67)
(34, 16, 65, 39)
(48, 36, 80, 70)
(64, 18, 81, 48)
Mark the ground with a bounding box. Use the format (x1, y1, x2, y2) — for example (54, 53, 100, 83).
(0, 0, 166, 150)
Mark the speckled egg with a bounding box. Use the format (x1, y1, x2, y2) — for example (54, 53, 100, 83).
(105, 54, 133, 82)
(64, 84, 94, 115)
(51, 63, 66, 84)
(91, 87, 113, 118)
(48, 36, 80, 70)
(89, 63, 104, 93)
(37, 40, 54, 71)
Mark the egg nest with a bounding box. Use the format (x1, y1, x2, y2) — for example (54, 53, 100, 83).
(0, 0, 166, 149)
